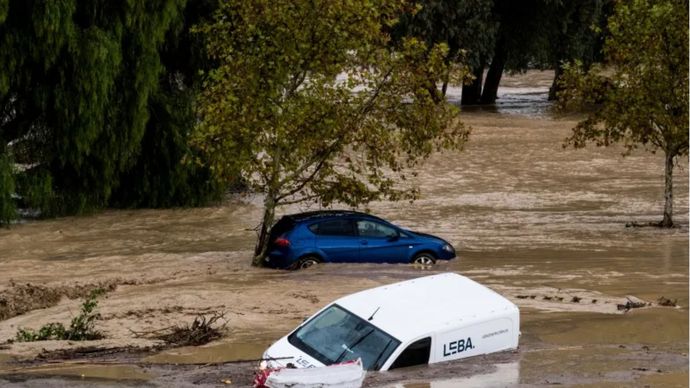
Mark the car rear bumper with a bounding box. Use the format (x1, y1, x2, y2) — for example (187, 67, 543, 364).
(265, 250, 296, 269)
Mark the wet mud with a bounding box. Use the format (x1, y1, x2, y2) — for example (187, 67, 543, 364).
(0, 70, 687, 386)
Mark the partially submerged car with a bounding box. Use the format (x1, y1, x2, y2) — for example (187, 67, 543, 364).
(262, 273, 520, 371)
(264, 210, 456, 270)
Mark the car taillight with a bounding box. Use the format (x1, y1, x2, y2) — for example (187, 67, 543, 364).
(274, 237, 291, 247)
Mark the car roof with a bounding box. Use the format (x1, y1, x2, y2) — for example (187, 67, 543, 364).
(334, 273, 518, 342)
(283, 210, 386, 223)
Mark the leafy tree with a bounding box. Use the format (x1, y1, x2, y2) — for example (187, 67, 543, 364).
(193, 0, 469, 265)
(543, 0, 610, 100)
(390, 0, 496, 102)
(111, 0, 226, 208)
(0, 0, 224, 222)
(559, 0, 688, 227)
(477, 0, 609, 104)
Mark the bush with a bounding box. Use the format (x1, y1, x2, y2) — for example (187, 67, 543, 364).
(15, 289, 105, 342)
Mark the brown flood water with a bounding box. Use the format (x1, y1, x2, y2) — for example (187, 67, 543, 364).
(0, 71, 687, 387)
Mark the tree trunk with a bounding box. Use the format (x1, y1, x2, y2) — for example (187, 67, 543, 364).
(480, 43, 506, 104)
(461, 66, 484, 105)
(252, 196, 277, 266)
(548, 64, 563, 101)
(661, 151, 674, 227)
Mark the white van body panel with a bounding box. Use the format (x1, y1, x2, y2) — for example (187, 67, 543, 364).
(263, 272, 520, 371)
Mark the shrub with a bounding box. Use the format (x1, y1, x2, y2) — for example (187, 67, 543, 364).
(15, 289, 105, 342)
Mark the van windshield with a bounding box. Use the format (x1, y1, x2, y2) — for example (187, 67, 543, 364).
(288, 304, 400, 370)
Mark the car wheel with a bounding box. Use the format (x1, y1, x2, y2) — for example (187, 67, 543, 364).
(411, 253, 436, 266)
(294, 255, 321, 270)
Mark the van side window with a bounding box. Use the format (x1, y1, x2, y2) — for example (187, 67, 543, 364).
(309, 220, 355, 236)
(389, 337, 431, 370)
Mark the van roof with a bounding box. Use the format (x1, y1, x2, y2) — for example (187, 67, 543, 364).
(335, 272, 518, 342)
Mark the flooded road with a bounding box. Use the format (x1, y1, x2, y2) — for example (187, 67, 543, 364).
(0, 71, 687, 386)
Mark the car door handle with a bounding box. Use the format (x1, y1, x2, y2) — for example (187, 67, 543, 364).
(360, 240, 368, 245)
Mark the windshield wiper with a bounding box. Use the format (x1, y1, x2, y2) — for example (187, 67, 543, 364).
(335, 328, 374, 363)
(372, 339, 394, 370)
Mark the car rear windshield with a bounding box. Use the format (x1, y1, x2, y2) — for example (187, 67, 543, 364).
(287, 304, 400, 370)
(269, 217, 296, 240)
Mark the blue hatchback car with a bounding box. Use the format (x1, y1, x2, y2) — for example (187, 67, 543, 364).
(264, 211, 456, 270)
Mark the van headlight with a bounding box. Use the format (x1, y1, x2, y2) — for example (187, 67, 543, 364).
(442, 244, 454, 253)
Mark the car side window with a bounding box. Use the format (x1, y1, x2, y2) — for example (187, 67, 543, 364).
(308, 219, 355, 236)
(356, 220, 397, 238)
(389, 337, 431, 370)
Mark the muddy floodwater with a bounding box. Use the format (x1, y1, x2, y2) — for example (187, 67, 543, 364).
(0, 71, 687, 387)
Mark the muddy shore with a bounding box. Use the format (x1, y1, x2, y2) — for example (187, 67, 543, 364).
(0, 71, 687, 386)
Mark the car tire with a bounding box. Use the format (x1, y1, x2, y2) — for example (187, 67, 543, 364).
(294, 255, 321, 270)
(411, 253, 436, 266)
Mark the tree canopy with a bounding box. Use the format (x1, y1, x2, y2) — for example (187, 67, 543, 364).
(559, 0, 688, 227)
(192, 0, 469, 264)
(0, 0, 224, 223)
(391, 0, 611, 105)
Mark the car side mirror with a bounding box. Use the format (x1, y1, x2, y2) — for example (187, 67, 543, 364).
(387, 232, 400, 242)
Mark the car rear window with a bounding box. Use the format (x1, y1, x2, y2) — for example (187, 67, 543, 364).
(309, 219, 355, 236)
(269, 217, 296, 240)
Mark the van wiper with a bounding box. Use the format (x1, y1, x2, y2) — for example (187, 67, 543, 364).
(372, 339, 394, 370)
(335, 328, 374, 363)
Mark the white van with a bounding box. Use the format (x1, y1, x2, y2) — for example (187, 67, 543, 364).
(263, 273, 520, 371)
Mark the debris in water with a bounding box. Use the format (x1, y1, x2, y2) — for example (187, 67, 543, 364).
(571, 296, 581, 303)
(543, 296, 552, 301)
(657, 296, 677, 307)
(516, 295, 529, 299)
(592, 299, 598, 304)
(617, 297, 648, 312)
(132, 312, 227, 346)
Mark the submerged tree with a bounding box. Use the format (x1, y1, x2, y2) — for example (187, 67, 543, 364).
(193, 0, 469, 265)
(559, 0, 688, 227)
(390, 0, 495, 103)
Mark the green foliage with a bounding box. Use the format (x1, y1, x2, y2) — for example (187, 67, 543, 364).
(559, 0, 688, 226)
(15, 289, 105, 342)
(391, 0, 496, 71)
(559, 0, 688, 154)
(16, 322, 66, 342)
(0, 0, 224, 220)
(193, 0, 469, 263)
(0, 152, 16, 225)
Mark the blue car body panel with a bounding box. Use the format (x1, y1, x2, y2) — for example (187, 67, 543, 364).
(264, 211, 456, 269)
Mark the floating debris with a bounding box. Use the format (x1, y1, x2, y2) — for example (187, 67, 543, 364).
(657, 297, 677, 307)
(571, 296, 581, 303)
(617, 297, 648, 312)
